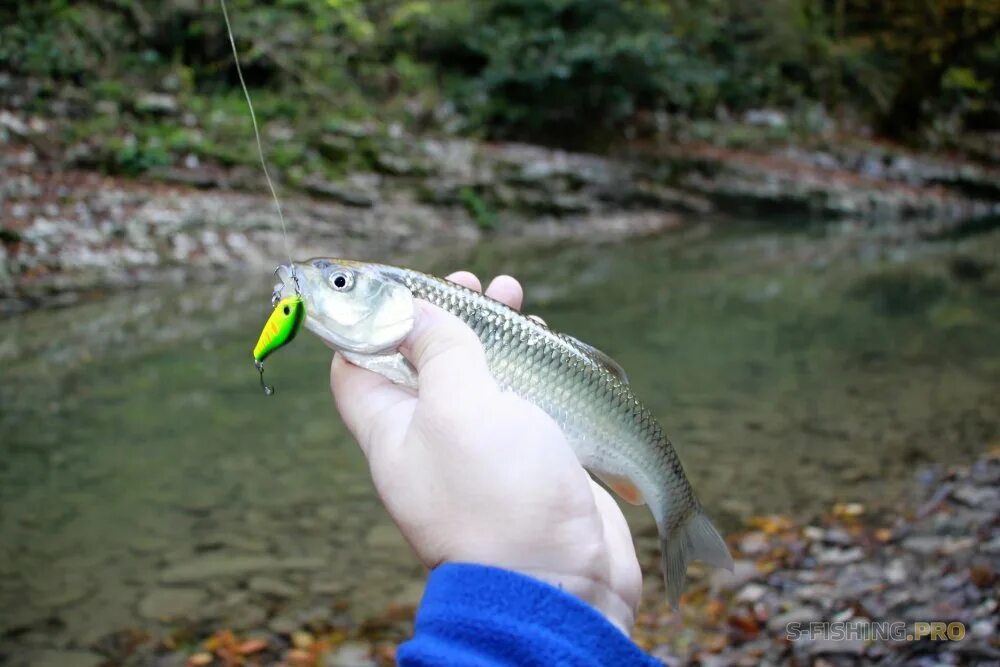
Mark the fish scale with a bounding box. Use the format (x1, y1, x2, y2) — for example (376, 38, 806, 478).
(279, 259, 734, 606)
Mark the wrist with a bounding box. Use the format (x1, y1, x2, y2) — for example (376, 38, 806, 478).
(514, 567, 635, 633)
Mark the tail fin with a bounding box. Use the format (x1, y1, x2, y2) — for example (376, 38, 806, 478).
(662, 508, 733, 609)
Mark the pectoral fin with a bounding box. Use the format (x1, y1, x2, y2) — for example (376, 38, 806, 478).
(341, 351, 418, 389)
(593, 471, 645, 506)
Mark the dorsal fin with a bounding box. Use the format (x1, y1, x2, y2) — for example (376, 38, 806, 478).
(559, 334, 629, 385)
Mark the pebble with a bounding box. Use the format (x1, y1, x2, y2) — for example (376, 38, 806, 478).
(805, 637, 867, 656)
(365, 524, 409, 551)
(709, 560, 759, 591)
(766, 606, 823, 634)
(951, 484, 999, 508)
(813, 546, 864, 565)
(735, 583, 769, 604)
(138, 587, 207, 620)
(902, 535, 946, 555)
(159, 555, 325, 583)
(323, 641, 377, 667)
(737, 532, 770, 556)
(248, 576, 299, 598)
(22, 650, 104, 667)
(222, 603, 269, 631)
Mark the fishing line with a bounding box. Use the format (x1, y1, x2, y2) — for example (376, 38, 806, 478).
(219, 0, 297, 287)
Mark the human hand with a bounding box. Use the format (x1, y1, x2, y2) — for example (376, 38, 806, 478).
(330, 272, 642, 632)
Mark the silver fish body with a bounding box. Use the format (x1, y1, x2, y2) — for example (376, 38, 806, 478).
(276, 259, 733, 606)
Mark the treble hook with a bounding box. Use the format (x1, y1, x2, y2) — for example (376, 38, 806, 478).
(255, 360, 274, 396)
(272, 264, 302, 300)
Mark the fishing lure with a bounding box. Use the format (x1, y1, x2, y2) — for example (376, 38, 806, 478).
(252, 295, 305, 395)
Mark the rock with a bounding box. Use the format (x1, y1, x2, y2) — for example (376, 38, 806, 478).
(821, 528, 854, 546)
(159, 555, 325, 583)
(710, 559, 759, 591)
(317, 134, 355, 162)
(738, 532, 770, 556)
(325, 121, 375, 140)
(735, 583, 769, 604)
(267, 603, 333, 634)
(323, 641, 376, 667)
(222, 603, 268, 631)
(134, 93, 179, 116)
(951, 484, 1000, 508)
(970, 618, 996, 639)
(372, 151, 422, 176)
(138, 587, 207, 620)
(793, 584, 837, 602)
(743, 109, 788, 128)
(248, 576, 299, 598)
(22, 649, 104, 667)
(767, 606, 823, 634)
(300, 177, 376, 208)
(393, 580, 426, 607)
(366, 524, 408, 551)
(151, 653, 189, 667)
(902, 535, 945, 556)
(309, 577, 351, 597)
(813, 546, 864, 566)
(806, 638, 867, 656)
(268, 614, 298, 636)
(884, 558, 908, 585)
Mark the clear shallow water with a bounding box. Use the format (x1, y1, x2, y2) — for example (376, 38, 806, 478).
(1, 224, 998, 653)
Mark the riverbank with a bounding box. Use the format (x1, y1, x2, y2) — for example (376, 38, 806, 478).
(2, 107, 999, 315)
(20, 451, 991, 667)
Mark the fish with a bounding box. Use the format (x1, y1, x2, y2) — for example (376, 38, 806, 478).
(273, 259, 733, 606)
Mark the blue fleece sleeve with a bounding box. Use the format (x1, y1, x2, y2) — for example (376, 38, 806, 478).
(396, 563, 661, 667)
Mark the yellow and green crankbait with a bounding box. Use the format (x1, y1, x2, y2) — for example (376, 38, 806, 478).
(252, 294, 305, 395)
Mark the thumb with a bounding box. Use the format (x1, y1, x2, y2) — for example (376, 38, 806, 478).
(400, 301, 494, 400)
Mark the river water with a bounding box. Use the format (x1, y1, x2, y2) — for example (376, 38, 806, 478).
(1, 222, 998, 656)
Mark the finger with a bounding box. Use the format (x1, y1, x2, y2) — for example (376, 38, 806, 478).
(589, 480, 643, 616)
(399, 301, 493, 399)
(445, 271, 481, 293)
(331, 354, 415, 457)
(485, 275, 523, 311)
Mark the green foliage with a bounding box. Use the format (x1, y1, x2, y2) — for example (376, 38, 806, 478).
(459, 187, 498, 230)
(396, 0, 718, 143)
(1, 0, 997, 153)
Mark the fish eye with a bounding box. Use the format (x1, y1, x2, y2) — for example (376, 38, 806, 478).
(282, 305, 290, 315)
(328, 269, 354, 291)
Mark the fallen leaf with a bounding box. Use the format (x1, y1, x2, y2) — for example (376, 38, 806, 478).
(748, 515, 794, 534)
(833, 502, 865, 518)
(187, 653, 213, 667)
(285, 648, 312, 666)
(237, 638, 268, 655)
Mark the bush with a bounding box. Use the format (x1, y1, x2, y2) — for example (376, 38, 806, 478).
(394, 0, 719, 144)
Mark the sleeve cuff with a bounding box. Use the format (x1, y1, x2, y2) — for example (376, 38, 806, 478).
(396, 562, 660, 666)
